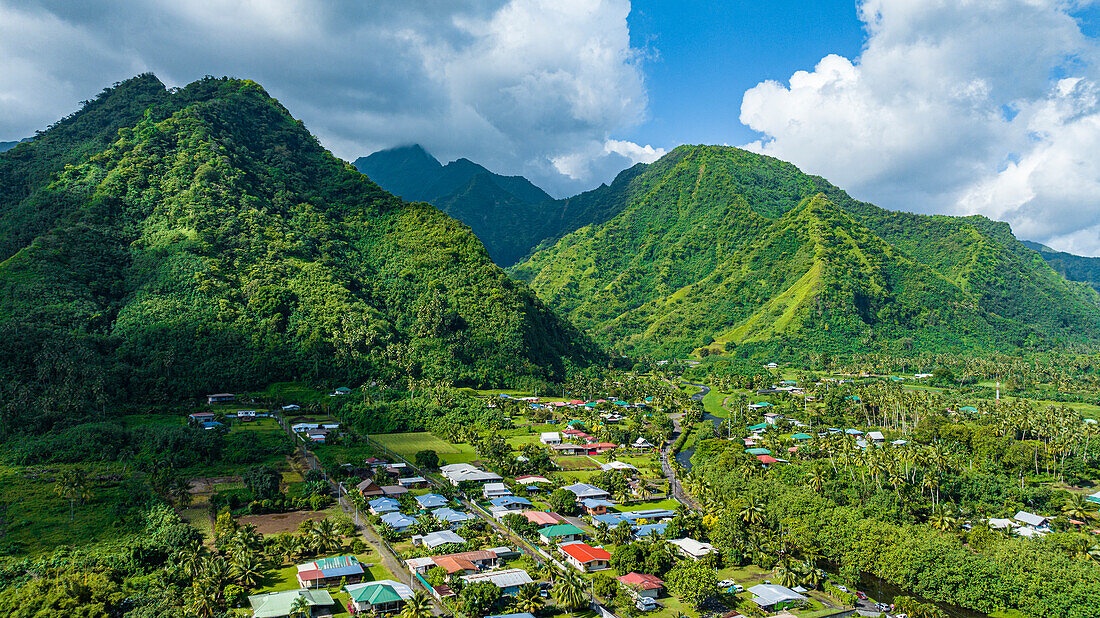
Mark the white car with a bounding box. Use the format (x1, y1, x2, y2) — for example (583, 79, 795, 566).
(635, 597, 659, 611)
(718, 579, 737, 588)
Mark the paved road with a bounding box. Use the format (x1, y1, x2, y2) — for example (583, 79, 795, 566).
(659, 414, 700, 512)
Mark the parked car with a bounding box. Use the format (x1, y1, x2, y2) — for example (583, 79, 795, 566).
(837, 585, 850, 593)
(718, 579, 737, 588)
(856, 591, 868, 600)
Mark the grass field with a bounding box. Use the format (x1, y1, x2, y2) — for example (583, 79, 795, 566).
(373, 432, 478, 465)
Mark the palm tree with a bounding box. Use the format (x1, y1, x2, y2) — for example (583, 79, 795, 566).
(173, 541, 209, 580)
(400, 590, 434, 618)
(310, 518, 342, 553)
(54, 468, 90, 521)
(555, 574, 588, 614)
(289, 594, 311, 618)
(187, 580, 221, 618)
(928, 506, 958, 532)
(1062, 493, 1096, 522)
(233, 552, 266, 588)
(512, 583, 544, 614)
(738, 498, 765, 528)
(776, 561, 799, 589)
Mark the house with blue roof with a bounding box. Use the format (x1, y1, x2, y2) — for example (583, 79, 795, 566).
(490, 496, 532, 509)
(415, 494, 449, 509)
(433, 507, 475, 527)
(296, 555, 366, 588)
(632, 522, 668, 539)
(379, 512, 415, 533)
(580, 498, 616, 516)
(368, 497, 401, 515)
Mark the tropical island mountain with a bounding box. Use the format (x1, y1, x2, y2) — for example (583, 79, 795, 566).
(510, 145, 1100, 358)
(1022, 240, 1100, 294)
(0, 74, 602, 430)
(0, 138, 30, 153)
(354, 145, 630, 266)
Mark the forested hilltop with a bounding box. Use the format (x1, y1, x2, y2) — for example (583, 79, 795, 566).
(0, 74, 602, 433)
(510, 145, 1100, 359)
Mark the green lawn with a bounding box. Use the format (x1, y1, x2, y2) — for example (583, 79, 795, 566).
(373, 432, 478, 465)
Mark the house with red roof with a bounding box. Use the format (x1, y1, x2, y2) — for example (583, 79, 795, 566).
(522, 511, 563, 526)
(618, 572, 665, 599)
(558, 542, 611, 572)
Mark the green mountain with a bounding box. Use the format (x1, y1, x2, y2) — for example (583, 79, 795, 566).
(1022, 240, 1100, 294)
(0, 138, 30, 154)
(0, 75, 601, 430)
(510, 145, 1100, 357)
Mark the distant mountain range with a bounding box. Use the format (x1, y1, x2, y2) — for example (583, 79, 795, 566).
(1022, 241, 1100, 294)
(354, 145, 629, 266)
(508, 145, 1100, 358)
(0, 138, 31, 153)
(0, 75, 601, 427)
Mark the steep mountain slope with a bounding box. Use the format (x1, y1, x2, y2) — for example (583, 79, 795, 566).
(511, 145, 1100, 357)
(1022, 241, 1100, 294)
(0, 75, 602, 431)
(0, 138, 30, 154)
(354, 146, 556, 265)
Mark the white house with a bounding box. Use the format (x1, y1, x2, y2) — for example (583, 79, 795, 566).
(441, 463, 503, 486)
(460, 569, 535, 595)
(540, 432, 562, 445)
(668, 537, 715, 560)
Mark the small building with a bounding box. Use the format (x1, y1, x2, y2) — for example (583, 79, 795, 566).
(415, 493, 449, 509)
(790, 433, 812, 441)
(618, 572, 665, 599)
(440, 463, 503, 486)
(559, 542, 611, 572)
(669, 537, 715, 560)
(207, 393, 235, 404)
(357, 479, 385, 497)
(539, 523, 587, 544)
(236, 409, 257, 422)
(1014, 511, 1050, 528)
(201, 421, 224, 430)
(368, 497, 401, 515)
(632, 522, 668, 539)
(490, 496, 533, 510)
(632, 437, 655, 449)
(281, 404, 301, 411)
(514, 474, 552, 486)
(748, 584, 806, 611)
(745, 447, 772, 456)
(522, 510, 563, 526)
(600, 461, 637, 472)
(248, 589, 333, 618)
(540, 432, 562, 445)
(379, 512, 416, 533)
(406, 550, 499, 575)
(868, 431, 885, 443)
(345, 580, 414, 615)
(333, 387, 352, 396)
(563, 483, 611, 501)
(483, 482, 513, 499)
(380, 485, 409, 497)
(415, 530, 466, 549)
(460, 568, 535, 595)
(432, 507, 475, 527)
(296, 555, 365, 589)
(581, 498, 616, 516)
(188, 412, 216, 423)
(398, 476, 428, 488)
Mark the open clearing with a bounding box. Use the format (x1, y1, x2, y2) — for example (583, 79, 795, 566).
(237, 509, 337, 535)
(373, 431, 478, 464)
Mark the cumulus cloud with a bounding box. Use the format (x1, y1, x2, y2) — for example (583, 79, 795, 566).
(0, 0, 648, 196)
(739, 0, 1100, 255)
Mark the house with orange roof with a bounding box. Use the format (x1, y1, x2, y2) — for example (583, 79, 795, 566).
(558, 542, 611, 572)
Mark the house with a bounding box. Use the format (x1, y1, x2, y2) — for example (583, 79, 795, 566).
(415, 493, 449, 510)
(207, 393, 235, 404)
(539, 523, 587, 544)
(790, 433, 812, 441)
(563, 483, 611, 501)
(345, 580, 414, 615)
(868, 431, 885, 443)
(306, 428, 330, 442)
(368, 497, 400, 515)
(460, 569, 535, 595)
(540, 432, 562, 445)
(586, 442, 618, 454)
(380, 485, 409, 497)
(551, 443, 585, 455)
(188, 412, 216, 423)
(988, 518, 1017, 530)
(618, 573, 665, 599)
(747, 422, 769, 433)
(756, 454, 779, 465)
(563, 428, 592, 442)
(632, 437, 655, 449)
(296, 555, 366, 588)
(581, 498, 616, 516)
(669, 538, 715, 560)
(514, 475, 552, 485)
(248, 589, 333, 618)
(490, 496, 533, 510)
(748, 584, 806, 610)
(414, 530, 466, 549)
(592, 509, 676, 527)
(522, 511, 563, 526)
(201, 421, 224, 430)
(483, 483, 513, 499)
(432, 507, 475, 527)
(333, 386, 352, 396)
(398, 476, 428, 488)
(379, 512, 416, 533)
(745, 448, 772, 456)
(357, 480, 385, 497)
(600, 461, 637, 472)
(1014, 511, 1050, 528)
(632, 523, 668, 539)
(281, 404, 301, 411)
(383, 463, 409, 476)
(559, 542, 611, 572)
(236, 409, 257, 422)
(406, 550, 499, 575)
(441, 463, 503, 486)
(764, 412, 780, 425)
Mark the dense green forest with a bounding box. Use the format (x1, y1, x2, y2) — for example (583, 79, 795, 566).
(0, 74, 603, 435)
(510, 145, 1100, 358)
(1024, 241, 1100, 294)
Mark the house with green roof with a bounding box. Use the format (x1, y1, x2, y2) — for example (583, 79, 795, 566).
(248, 589, 333, 618)
(747, 422, 769, 432)
(539, 523, 587, 544)
(745, 448, 772, 456)
(345, 580, 414, 614)
(790, 433, 813, 441)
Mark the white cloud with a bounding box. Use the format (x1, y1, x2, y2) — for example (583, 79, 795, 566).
(552, 138, 665, 180)
(739, 0, 1100, 255)
(0, 0, 649, 196)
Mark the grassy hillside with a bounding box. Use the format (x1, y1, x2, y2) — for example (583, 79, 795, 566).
(0, 75, 603, 434)
(511, 145, 1100, 357)
(1022, 240, 1100, 294)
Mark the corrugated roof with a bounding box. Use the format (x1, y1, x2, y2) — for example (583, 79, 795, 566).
(559, 543, 611, 563)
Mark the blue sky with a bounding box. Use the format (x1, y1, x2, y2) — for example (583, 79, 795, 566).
(625, 0, 865, 148)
